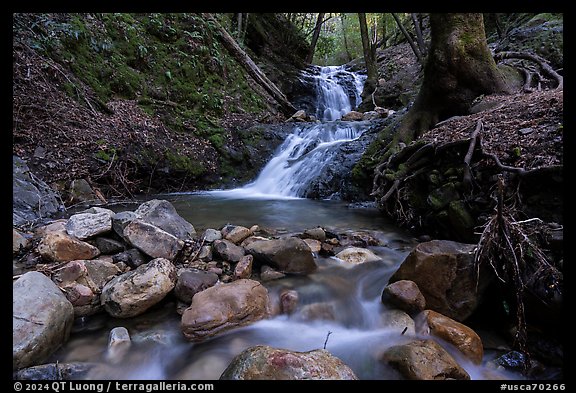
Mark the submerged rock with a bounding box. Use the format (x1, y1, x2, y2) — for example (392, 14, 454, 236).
(181, 279, 269, 342)
(335, 247, 381, 264)
(220, 345, 358, 380)
(13, 272, 74, 370)
(13, 362, 102, 380)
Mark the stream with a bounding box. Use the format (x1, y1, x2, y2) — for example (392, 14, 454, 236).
(49, 65, 522, 380)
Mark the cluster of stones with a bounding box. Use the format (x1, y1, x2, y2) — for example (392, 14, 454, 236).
(13, 199, 501, 380)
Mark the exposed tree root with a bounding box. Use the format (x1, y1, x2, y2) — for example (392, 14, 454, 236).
(495, 51, 563, 90)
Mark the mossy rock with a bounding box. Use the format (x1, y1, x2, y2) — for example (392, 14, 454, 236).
(427, 182, 460, 211)
(447, 200, 475, 237)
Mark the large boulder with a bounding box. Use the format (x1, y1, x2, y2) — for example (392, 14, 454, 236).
(101, 258, 177, 318)
(220, 345, 358, 380)
(37, 232, 100, 262)
(382, 280, 426, 314)
(134, 199, 196, 239)
(65, 211, 112, 240)
(415, 310, 484, 364)
(246, 237, 317, 274)
(13, 156, 63, 226)
(389, 240, 487, 321)
(13, 272, 74, 370)
(123, 220, 184, 260)
(181, 279, 269, 342)
(381, 339, 470, 380)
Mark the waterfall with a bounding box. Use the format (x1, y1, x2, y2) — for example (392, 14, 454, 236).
(212, 65, 367, 199)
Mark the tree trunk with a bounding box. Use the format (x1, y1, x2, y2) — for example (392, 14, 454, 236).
(203, 13, 296, 116)
(340, 14, 352, 62)
(392, 13, 423, 64)
(396, 13, 511, 143)
(306, 13, 325, 64)
(358, 13, 378, 98)
(411, 13, 426, 56)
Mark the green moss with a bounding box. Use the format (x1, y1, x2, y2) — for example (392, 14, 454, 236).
(165, 150, 206, 177)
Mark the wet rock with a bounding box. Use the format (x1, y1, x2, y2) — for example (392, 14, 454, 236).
(101, 258, 177, 318)
(319, 242, 335, 256)
(297, 302, 336, 321)
(196, 245, 213, 262)
(381, 339, 470, 380)
(181, 279, 269, 342)
(38, 232, 100, 262)
(341, 111, 364, 121)
(303, 238, 321, 253)
(94, 237, 125, 255)
(382, 280, 426, 314)
(492, 350, 531, 372)
(13, 155, 63, 226)
(280, 289, 299, 315)
(202, 228, 222, 243)
(13, 272, 74, 370)
(234, 254, 253, 279)
(246, 237, 317, 274)
(362, 111, 381, 120)
(224, 225, 253, 244)
(415, 310, 483, 364)
(303, 227, 326, 242)
(220, 345, 357, 380)
(112, 248, 148, 269)
(134, 199, 195, 239)
(123, 220, 184, 260)
(65, 212, 112, 240)
(335, 247, 381, 264)
(286, 109, 309, 122)
(213, 239, 245, 262)
(13, 362, 102, 380)
(174, 269, 219, 303)
(260, 265, 286, 281)
(13, 229, 30, 255)
(380, 309, 416, 335)
(389, 240, 487, 321)
(106, 327, 131, 363)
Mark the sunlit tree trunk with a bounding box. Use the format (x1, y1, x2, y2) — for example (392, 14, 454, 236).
(306, 13, 325, 63)
(358, 13, 378, 99)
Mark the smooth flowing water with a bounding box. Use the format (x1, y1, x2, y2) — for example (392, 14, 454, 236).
(50, 66, 521, 380)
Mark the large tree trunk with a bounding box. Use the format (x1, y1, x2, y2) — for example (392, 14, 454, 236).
(358, 13, 378, 100)
(396, 13, 510, 143)
(306, 13, 325, 63)
(204, 13, 296, 116)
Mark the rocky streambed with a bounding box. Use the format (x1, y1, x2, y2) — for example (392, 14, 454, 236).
(13, 196, 560, 381)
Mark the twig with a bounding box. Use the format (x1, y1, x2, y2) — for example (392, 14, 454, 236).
(463, 120, 483, 189)
(189, 238, 206, 262)
(323, 331, 332, 350)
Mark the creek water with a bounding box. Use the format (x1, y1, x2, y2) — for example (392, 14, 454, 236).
(50, 66, 521, 380)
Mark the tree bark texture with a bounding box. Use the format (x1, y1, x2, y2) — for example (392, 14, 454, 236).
(358, 13, 378, 98)
(306, 13, 325, 63)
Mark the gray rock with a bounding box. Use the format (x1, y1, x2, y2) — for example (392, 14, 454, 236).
(101, 258, 177, 318)
(112, 211, 138, 240)
(13, 156, 63, 226)
(106, 327, 131, 363)
(303, 227, 326, 242)
(381, 339, 470, 380)
(13, 272, 74, 370)
(68, 178, 100, 205)
(112, 248, 148, 268)
(213, 239, 245, 262)
(246, 237, 317, 274)
(181, 279, 269, 342)
(196, 245, 213, 262)
(382, 280, 426, 314)
(202, 228, 222, 243)
(174, 269, 219, 303)
(123, 220, 184, 260)
(389, 240, 489, 321)
(341, 111, 364, 121)
(134, 199, 196, 239)
(81, 206, 115, 217)
(65, 212, 112, 240)
(220, 345, 357, 380)
(94, 237, 125, 254)
(13, 229, 30, 255)
(362, 111, 381, 120)
(380, 309, 416, 335)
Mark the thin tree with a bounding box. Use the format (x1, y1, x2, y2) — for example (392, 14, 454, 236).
(358, 13, 378, 98)
(391, 13, 423, 64)
(340, 14, 353, 62)
(306, 13, 326, 63)
(411, 13, 426, 56)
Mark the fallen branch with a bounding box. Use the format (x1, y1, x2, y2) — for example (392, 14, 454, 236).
(463, 120, 483, 189)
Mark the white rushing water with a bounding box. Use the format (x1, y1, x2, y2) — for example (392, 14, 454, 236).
(211, 65, 369, 199)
